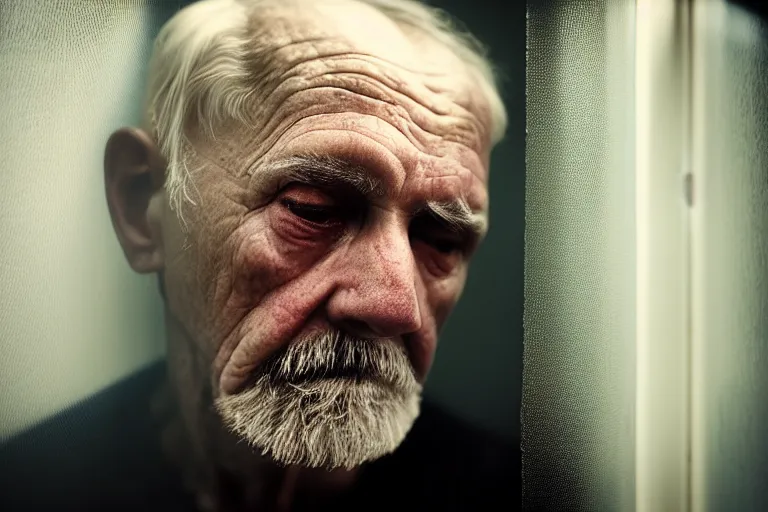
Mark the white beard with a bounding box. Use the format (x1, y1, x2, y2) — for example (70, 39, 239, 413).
(214, 331, 422, 470)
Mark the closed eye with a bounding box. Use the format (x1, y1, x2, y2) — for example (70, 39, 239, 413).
(409, 214, 473, 256)
(281, 198, 340, 225)
(426, 237, 464, 254)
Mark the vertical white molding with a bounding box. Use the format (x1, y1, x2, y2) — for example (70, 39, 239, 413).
(688, 2, 711, 510)
(635, 1, 692, 510)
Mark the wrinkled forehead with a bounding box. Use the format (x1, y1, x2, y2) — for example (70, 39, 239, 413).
(244, 0, 494, 156)
(183, 0, 494, 214)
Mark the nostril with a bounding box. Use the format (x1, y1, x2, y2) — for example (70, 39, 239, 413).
(334, 318, 381, 339)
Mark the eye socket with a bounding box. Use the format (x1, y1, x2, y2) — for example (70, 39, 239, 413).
(409, 215, 467, 255)
(427, 237, 464, 255)
(410, 232, 465, 277)
(280, 197, 340, 225)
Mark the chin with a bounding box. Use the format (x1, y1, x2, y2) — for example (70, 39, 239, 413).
(215, 375, 422, 469)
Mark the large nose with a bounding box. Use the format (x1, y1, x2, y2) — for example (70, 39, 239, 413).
(325, 221, 422, 339)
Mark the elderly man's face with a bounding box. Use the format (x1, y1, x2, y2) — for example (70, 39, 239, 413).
(111, 0, 493, 469)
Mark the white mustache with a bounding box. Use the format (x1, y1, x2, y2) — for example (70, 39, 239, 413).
(256, 330, 417, 392)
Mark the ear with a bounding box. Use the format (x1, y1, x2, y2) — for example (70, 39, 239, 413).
(104, 127, 166, 273)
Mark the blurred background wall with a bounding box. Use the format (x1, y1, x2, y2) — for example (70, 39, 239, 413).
(522, 0, 768, 510)
(691, 1, 768, 509)
(0, 0, 524, 442)
(0, 0, 176, 443)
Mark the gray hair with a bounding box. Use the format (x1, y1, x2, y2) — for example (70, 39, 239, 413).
(144, 0, 507, 216)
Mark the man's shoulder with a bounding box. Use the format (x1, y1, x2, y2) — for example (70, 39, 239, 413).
(0, 364, 521, 510)
(0, 361, 188, 511)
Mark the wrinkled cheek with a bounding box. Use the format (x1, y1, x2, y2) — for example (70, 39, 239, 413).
(215, 245, 343, 394)
(166, 238, 223, 327)
(164, 261, 199, 325)
(193, 211, 333, 383)
(432, 268, 468, 328)
(433, 294, 460, 332)
(409, 328, 439, 383)
(412, 277, 466, 381)
(161, 217, 247, 354)
(230, 223, 320, 308)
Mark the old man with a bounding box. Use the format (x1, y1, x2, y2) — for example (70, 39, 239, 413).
(0, 0, 516, 510)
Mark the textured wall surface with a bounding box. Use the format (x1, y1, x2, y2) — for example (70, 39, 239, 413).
(523, 1, 636, 509)
(525, 0, 768, 509)
(0, 1, 172, 442)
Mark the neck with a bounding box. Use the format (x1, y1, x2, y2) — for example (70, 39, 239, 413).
(156, 308, 361, 512)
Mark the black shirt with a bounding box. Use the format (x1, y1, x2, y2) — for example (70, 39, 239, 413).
(0, 362, 519, 511)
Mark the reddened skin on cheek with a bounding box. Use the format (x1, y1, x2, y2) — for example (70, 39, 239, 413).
(213, 205, 347, 395)
(214, 261, 341, 396)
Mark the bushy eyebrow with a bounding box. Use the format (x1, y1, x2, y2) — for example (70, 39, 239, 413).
(420, 200, 488, 241)
(249, 154, 384, 197)
(250, 154, 487, 239)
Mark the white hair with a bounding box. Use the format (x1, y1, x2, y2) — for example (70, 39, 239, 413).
(144, 0, 508, 216)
